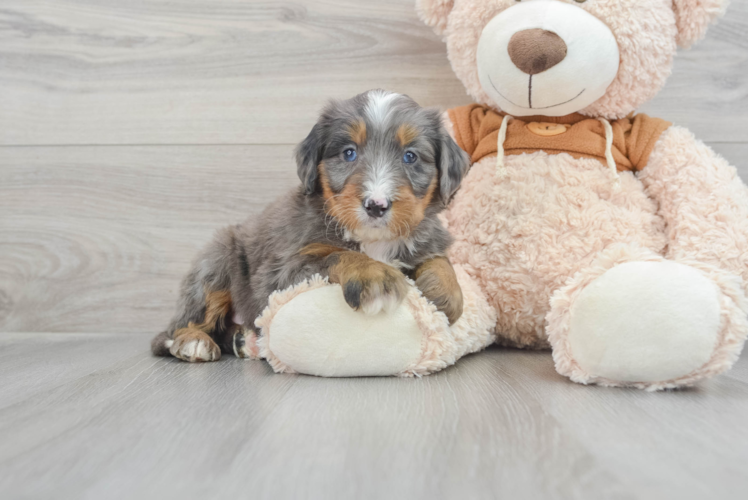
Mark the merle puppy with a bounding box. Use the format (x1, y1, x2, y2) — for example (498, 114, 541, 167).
(152, 90, 470, 362)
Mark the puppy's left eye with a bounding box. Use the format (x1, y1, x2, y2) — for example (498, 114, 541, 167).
(343, 149, 357, 162)
(403, 151, 417, 164)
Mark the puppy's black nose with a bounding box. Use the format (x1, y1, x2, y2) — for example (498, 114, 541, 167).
(363, 198, 389, 218)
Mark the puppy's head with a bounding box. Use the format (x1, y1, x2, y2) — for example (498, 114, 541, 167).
(295, 90, 469, 241)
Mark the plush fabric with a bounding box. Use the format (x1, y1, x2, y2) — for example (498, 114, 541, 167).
(445, 150, 668, 350)
(546, 244, 748, 391)
(254, 269, 497, 377)
(426, 0, 680, 119)
(476, 0, 620, 117)
(448, 104, 671, 171)
(425, 0, 747, 389)
(506, 28, 568, 75)
(253, 0, 746, 388)
(266, 283, 424, 377)
(673, 0, 730, 48)
(568, 259, 721, 383)
(639, 126, 748, 290)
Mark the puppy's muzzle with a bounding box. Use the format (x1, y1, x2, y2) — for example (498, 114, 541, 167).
(363, 197, 390, 219)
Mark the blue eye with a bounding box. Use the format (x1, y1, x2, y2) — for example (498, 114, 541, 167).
(403, 151, 417, 164)
(343, 149, 357, 162)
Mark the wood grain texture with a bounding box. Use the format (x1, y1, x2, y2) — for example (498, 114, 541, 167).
(1, 0, 747, 146)
(640, 0, 748, 142)
(0, 145, 298, 333)
(0, 333, 746, 500)
(2, 144, 745, 335)
(0, 0, 472, 146)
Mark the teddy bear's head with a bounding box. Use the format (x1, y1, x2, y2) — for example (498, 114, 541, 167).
(417, 0, 727, 119)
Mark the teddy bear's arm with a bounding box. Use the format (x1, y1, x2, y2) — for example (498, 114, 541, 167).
(638, 126, 748, 292)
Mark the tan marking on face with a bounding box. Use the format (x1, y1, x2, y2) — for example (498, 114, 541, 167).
(319, 162, 363, 233)
(349, 120, 367, 145)
(415, 256, 463, 324)
(299, 243, 347, 258)
(388, 177, 438, 238)
(396, 124, 419, 147)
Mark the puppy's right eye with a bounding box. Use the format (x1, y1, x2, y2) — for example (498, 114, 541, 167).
(343, 149, 357, 162)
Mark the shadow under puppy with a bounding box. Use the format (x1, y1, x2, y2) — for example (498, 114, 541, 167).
(152, 90, 470, 362)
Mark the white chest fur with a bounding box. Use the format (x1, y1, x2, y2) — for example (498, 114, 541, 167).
(345, 229, 415, 270)
(360, 240, 401, 265)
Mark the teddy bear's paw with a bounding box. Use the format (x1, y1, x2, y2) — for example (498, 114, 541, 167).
(168, 328, 222, 363)
(567, 261, 721, 384)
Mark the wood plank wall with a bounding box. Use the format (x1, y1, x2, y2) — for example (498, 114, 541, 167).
(1, 0, 747, 334)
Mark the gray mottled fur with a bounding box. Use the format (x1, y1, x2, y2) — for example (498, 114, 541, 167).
(152, 90, 469, 357)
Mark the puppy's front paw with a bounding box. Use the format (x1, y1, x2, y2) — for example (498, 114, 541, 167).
(330, 253, 408, 315)
(343, 269, 408, 316)
(169, 327, 221, 362)
(415, 257, 463, 325)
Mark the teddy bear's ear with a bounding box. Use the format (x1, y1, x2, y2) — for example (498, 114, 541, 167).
(416, 0, 455, 36)
(673, 0, 729, 48)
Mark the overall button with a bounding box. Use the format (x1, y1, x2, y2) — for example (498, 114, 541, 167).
(527, 122, 571, 137)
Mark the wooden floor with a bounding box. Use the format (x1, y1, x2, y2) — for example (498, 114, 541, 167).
(0, 333, 747, 500)
(2, 1, 748, 498)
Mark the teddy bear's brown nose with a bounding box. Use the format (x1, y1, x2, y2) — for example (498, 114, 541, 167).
(507, 28, 568, 75)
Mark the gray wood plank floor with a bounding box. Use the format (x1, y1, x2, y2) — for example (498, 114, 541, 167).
(2, 1, 748, 498)
(1, 333, 747, 500)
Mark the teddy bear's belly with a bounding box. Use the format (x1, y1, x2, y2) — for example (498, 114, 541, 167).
(445, 152, 667, 348)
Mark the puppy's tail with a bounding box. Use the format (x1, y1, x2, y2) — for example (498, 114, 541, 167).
(151, 331, 174, 356)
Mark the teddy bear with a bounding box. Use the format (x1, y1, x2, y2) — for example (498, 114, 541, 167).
(248, 0, 748, 390)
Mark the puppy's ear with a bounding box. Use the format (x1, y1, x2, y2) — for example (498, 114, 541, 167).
(295, 123, 326, 195)
(437, 129, 470, 207)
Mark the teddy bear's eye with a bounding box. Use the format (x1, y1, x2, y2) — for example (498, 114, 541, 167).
(574, 0, 588, 3)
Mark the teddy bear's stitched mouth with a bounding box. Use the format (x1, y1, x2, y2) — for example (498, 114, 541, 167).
(489, 75, 585, 111)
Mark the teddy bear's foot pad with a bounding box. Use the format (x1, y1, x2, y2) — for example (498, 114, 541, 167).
(568, 261, 721, 383)
(268, 285, 424, 377)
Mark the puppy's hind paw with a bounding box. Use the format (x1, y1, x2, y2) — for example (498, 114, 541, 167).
(233, 330, 260, 359)
(170, 328, 221, 362)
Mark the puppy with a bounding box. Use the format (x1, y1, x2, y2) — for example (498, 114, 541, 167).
(151, 90, 470, 362)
